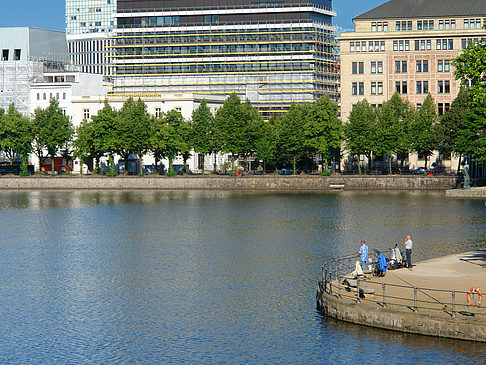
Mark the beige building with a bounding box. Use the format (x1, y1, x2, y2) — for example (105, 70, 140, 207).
(339, 0, 486, 171)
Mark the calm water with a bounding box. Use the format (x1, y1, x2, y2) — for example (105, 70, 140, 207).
(0, 190, 485, 364)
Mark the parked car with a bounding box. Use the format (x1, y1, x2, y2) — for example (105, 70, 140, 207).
(411, 167, 426, 175)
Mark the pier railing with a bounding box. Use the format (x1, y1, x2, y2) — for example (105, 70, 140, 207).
(320, 252, 486, 319)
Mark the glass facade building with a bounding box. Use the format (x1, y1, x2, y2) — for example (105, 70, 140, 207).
(108, 0, 339, 118)
(66, 0, 117, 74)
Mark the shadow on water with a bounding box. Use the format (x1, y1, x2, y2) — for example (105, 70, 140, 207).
(316, 314, 486, 362)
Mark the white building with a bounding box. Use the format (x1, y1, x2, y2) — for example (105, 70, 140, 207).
(0, 27, 68, 115)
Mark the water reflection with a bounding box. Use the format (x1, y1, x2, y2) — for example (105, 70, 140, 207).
(0, 191, 484, 363)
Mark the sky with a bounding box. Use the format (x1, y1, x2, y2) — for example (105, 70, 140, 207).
(0, 0, 387, 32)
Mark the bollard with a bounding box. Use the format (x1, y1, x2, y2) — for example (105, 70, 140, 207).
(382, 283, 387, 307)
(452, 290, 456, 318)
(413, 287, 418, 312)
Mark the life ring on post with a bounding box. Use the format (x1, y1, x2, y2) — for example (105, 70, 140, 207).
(466, 287, 482, 307)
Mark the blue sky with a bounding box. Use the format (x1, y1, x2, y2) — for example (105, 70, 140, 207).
(0, 0, 386, 32)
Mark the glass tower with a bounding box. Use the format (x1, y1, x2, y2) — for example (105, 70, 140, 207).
(109, 0, 339, 119)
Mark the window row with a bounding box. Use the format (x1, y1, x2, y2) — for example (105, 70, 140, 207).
(351, 80, 451, 95)
(349, 41, 385, 52)
(36, 92, 67, 101)
(371, 18, 486, 32)
(462, 38, 483, 49)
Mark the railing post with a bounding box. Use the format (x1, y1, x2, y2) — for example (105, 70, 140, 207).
(413, 287, 418, 312)
(329, 272, 333, 296)
(356, 278, 361, 303)
(452, 290, 456, 318)
(382, 283, 386, 307)
(338, 275, 341, 298)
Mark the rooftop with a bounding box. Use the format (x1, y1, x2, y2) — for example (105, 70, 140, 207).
(354, 0, 486, 21)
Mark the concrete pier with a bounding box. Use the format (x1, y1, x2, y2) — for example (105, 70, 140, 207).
(446, 186, 486, 198)
(317, 250, 486, 342)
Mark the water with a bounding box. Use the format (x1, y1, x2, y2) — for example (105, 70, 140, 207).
(0, 190, 484, 363)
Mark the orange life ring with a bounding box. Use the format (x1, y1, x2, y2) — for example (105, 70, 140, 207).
(467, 287, 482, 307)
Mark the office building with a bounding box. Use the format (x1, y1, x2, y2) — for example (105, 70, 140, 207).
(339, 0, 486, 170)
(108, 0, 339, 119)
(66, 0, 117, 74)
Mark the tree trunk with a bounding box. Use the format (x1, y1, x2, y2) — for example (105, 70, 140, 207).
(80, 158, 83, 176)
(357, 155, 361, 175)
(138, 153, 143, 175)
(169, 158, 174, 173)
(231, 154, 235, 171)
(457, 153, 462, 175)
(213, 153, 217, 173)
(388, 154, 392, 175)
(293, 156, 296, 175)
(51, 154, 55, 175)
(201, 155, 205, 174)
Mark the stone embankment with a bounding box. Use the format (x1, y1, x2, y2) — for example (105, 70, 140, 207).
(317, 251, 486, 342)
(446, 186, 486, 198)
(0, 175, 458, 190)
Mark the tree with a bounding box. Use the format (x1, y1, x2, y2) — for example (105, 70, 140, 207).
(73, 120, 97, 175)
(374, 93, 412, 174)
(32, 98, 74, 174)
(191, 99, 215, 173)
(304, 96, 342, 173)
(435, 88, 470, 170)
(411, 94, 437, 169)
(276, 103, 307, 173)
(254, 117, 277, 171)
(116, 98, 151, 174)
(0, 103, 33, 170)
(344, 99, 376, 174)
(160, 109, 188, 174)
(91, 100, 119, 174)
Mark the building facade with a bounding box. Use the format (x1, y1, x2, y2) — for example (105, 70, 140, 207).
(0, 27, 68, 115)
(339, 0, 486, 170)
(66, 0, 117, 74)
(107, 0, 339, 119)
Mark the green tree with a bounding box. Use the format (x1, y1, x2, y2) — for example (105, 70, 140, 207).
(160, 109, 188, 174)
(344, 99, 376, 174)
(0, 103, 33, 170)
(411, 94, 437, 169)
(32, 98, 74, 174)
(73, 120, 97, 174)
(191, 99, 214, 173)
(374, 93, 412, 174)
(116, 98, 151, 174)
(91, 100, 119, 174)
(304, 96, 342, 173)
(254, 117, 277, 171)
(276, 103, 307, 173)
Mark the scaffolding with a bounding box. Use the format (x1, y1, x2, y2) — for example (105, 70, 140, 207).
(0, 60, 43, 115)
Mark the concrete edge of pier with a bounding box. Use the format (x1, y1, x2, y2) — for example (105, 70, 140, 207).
(446, 187, 486, 198)
(316, 285, 486, 342)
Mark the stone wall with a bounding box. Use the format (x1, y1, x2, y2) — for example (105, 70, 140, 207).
(316, 282, 486, 342)
(0, 175, 458, 190)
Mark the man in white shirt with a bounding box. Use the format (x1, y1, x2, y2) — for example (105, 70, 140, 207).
(404, 235, 413, 270)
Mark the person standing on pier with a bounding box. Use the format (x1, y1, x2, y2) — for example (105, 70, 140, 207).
(360, 241, 369, 271)
(404, 235, 413, 270)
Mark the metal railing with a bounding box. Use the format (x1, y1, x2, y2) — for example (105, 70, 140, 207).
(320, 251, 486, 319)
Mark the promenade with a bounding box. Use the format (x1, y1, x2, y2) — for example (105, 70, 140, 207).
(317, 250, 486, 342)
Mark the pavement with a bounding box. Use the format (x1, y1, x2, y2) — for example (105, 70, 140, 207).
(342, 250, 486, 316)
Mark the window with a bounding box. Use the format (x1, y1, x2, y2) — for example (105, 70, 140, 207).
(377, 82, 383, 94)
(37, 93, 40, 100)
(407, 21, 412, 30)
(405, 40, 410, 51)
(416, 103, 422, 109)
(380, 41, 385, 51)
(402, 81, 407, 94)
(396, 81, 407, 94)
(445, 80, 450, 93)
(426, 40, 431, 50)
(2, 49, 8, 61)
(438, 81, 444, 93)
(416, 81, 422, 94)
(439, 20, 444, 29)
(438, 60, 443, 72)
(358, 82, 364, 95)
(423, 81, 429, 93)
(352, 62, 357, 74)
(402, 61, 407, 73)
(415, 40, 419, 51)
(350, 42, 355, 52)
(56, 93, 59, 100)
(417, 21, 422, 30)
(371, 82, 377, 95)
(372, 22, 377, 32)
(352, 82, 357, 95)
(393, 41, 398, 51)
(451, 20, 456, 29)
(155, 107, 162, 118)
(14, 49, 21, 60)
(43, 93, 46, 100)
(395, 61, 401, 73)
(416, 60, 422, 72)
(369, 41, 374, 52)
(438, 103, 450, 116)
(464, 19, 469, 29)
(399, 40, 404, 51)
(396, 81, 401, 93)
(423, 60, 429, 72)
(358, 62, 364, 74)
(429, 20, 434, 30)
(396, 21, 401, 31)
(377, 61, 383, 73)
(371, 61, 376, 73)
(63, 93, 66, 100)
(444, 60, 450, 72)
(83, 108, 90, 120)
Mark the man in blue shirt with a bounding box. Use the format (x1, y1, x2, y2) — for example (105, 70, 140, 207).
(359, 241, 369, 271)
